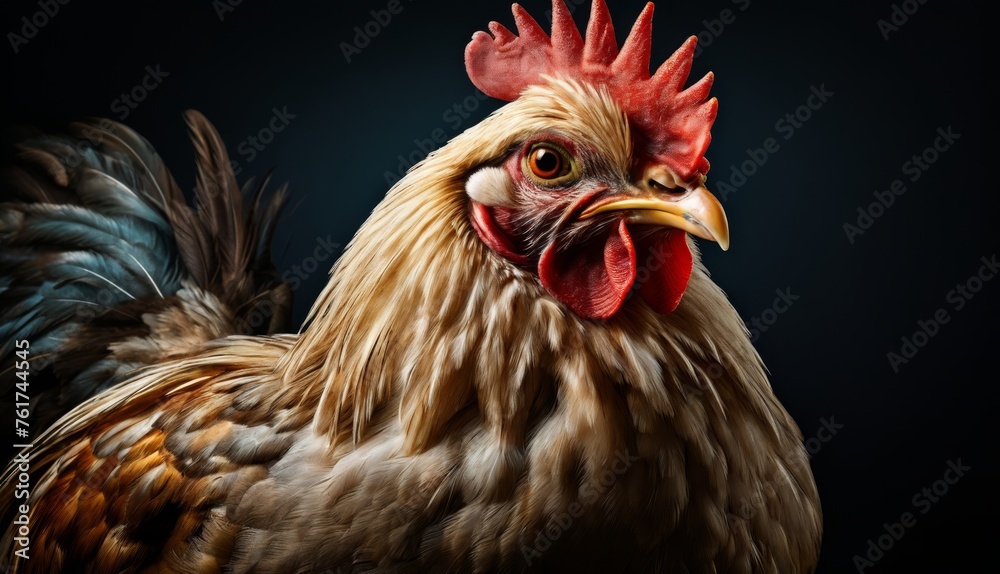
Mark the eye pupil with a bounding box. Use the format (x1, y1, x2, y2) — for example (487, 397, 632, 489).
(530, 147, 564, 179)
(534, 149, 558, 174)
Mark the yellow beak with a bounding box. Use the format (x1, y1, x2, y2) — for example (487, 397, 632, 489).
(578, 184, 730, 251)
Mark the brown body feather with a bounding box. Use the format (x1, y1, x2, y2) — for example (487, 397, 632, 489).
(1, 82, 820, 572)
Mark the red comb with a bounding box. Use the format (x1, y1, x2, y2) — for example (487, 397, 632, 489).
(465, 0, 717, 180)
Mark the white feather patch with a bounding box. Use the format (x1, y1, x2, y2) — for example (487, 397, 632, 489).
(465, 166, 517, 207)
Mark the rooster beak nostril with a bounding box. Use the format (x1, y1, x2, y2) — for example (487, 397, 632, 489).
(647, 178, 680, 193)
(637, 164, 688, 194)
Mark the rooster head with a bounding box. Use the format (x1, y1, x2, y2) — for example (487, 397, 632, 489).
(464, 0, 729, 320)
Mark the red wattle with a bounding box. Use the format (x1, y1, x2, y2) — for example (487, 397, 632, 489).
(634, 229, 693, 314)
(539, 218, 636, 320)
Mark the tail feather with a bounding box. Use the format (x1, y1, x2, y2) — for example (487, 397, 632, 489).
(188, 109, 246, 288)
(0, 110, 292, 435)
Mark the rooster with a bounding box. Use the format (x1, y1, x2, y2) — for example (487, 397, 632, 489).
(1, 1, 821, 572)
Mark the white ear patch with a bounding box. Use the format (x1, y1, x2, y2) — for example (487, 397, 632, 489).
(465, 166, 517, 207)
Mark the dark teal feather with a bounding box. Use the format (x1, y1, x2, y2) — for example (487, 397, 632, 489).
(0, 111, 291, 439)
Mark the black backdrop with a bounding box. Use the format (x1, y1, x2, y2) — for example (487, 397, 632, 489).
(2, 0, 995, 571)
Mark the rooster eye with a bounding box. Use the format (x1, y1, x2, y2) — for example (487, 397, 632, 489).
(524, 143, 575, 185)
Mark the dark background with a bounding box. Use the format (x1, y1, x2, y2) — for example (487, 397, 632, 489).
(1, 0, 995, 571)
